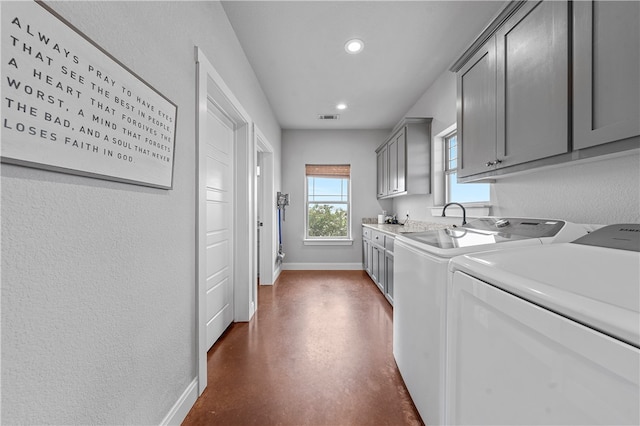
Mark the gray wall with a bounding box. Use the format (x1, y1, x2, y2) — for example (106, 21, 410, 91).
(1, 1, 280, 424)
(393, 71, 457, 221)
(281, 129, 391, 266)
(393, 69, 640, 224)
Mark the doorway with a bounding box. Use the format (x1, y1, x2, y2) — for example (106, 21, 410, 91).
(254, 125, 276, 286)
(196, 47, 256, 395)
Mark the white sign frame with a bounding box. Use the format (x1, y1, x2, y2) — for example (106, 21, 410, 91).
(1, 1, 177, 189)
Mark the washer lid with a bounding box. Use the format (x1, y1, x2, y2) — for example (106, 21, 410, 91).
(396, 227, 536, 257)
(450, 243, 640, 347)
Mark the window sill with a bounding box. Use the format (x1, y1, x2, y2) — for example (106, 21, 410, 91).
(430, 204, 492, 218)
(303, 239, 354, 246)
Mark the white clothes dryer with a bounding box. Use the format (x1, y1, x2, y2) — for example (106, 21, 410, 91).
(446, 224, 640, 425)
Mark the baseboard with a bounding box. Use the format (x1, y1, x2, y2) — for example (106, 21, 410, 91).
(160, 378, 198, 426)
(282, 262, 363, 271)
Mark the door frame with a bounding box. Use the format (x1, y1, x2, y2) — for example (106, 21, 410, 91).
(195, 47, 256, 395)
(254, 125, 276, 285)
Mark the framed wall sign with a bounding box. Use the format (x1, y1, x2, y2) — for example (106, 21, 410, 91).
(1, 1, 178, 189)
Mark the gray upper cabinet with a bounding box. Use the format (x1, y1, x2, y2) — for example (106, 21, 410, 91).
(458, 0, 569, 178)
(376, 118, 431, 199)
(496, 0, 569, 167)
(452, 0, 638, 181)
(388, 127, 406, 195)
(573, 0, 640, 149)
(376, 145, 388, 198)
(458, 38, 497, 178)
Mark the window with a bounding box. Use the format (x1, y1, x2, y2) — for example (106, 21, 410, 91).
(444, 132, 490, 203)
(305, 164, 351, 240)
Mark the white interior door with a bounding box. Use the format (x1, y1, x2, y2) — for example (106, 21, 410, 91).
(205, 100, 234, 349)
(256, 152, 263, 284)
(254, 126, 276, 285)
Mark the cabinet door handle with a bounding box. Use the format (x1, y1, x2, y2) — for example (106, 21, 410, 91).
(495, 159, 502, 165)
(486, 160, 495, 167)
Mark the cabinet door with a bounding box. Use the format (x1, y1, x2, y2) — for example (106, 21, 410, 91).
(375, 246, 385, 292)
(396, 129, 406, 193)
(496, 0, 569, 167)
(368, 242, 374, 277)
(384, 251, 394, 305)
(371, 245, 380, 286)
(363, 238, 371, 274)
(457, 37, 497, 177)
(573, 1, 640, 149)
(371, 244, 384, 291)
(388, 128, 406, 194)
(388, 139, 397, 193)
(376, 146, 388, 198)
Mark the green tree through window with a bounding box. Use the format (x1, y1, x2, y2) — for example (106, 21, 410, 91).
(308, 204, 347, 237)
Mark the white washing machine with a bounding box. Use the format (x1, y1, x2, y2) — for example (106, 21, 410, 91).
(446, 224, 640, 425)
(393, 217, 588, 425)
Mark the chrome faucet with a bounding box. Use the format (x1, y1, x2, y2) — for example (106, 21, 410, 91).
(442, 202, 467, 226)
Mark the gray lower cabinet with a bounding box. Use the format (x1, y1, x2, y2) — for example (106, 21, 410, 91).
(362, 226, 395, 305)
(371, 243, 384, 293)
(362, 227, 372, 274)
(573, 0, 640, 149)
(363, 238, 371, 275)
(384, 249, 394, 304)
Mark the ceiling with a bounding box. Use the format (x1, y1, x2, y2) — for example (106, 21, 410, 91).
(222, 1, 505, 130)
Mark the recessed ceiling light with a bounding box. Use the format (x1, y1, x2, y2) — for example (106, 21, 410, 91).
(336, 103, 347, 110)
(345, 39, 364, 54)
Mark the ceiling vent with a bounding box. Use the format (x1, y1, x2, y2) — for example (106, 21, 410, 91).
(318, 114, 340, 120)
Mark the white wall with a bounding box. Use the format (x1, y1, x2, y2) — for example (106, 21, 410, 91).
(1, 1, 280, 424)
(491, 154, 640, 224)
(281, 129, 391, 267)
(393, 68, 640, 225)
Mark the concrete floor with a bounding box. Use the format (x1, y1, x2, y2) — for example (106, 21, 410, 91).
(183, 270, 423, 425)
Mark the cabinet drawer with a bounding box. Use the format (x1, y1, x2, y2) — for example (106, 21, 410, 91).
(363, 227, 372, 240)
(371, 230, 385, 247)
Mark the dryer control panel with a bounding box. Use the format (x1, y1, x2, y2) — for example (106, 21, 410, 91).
(572, 224, 640, 252)
(465, 218, 566, 238)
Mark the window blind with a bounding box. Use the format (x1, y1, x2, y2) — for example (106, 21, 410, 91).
(305, 164, 351, 178)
